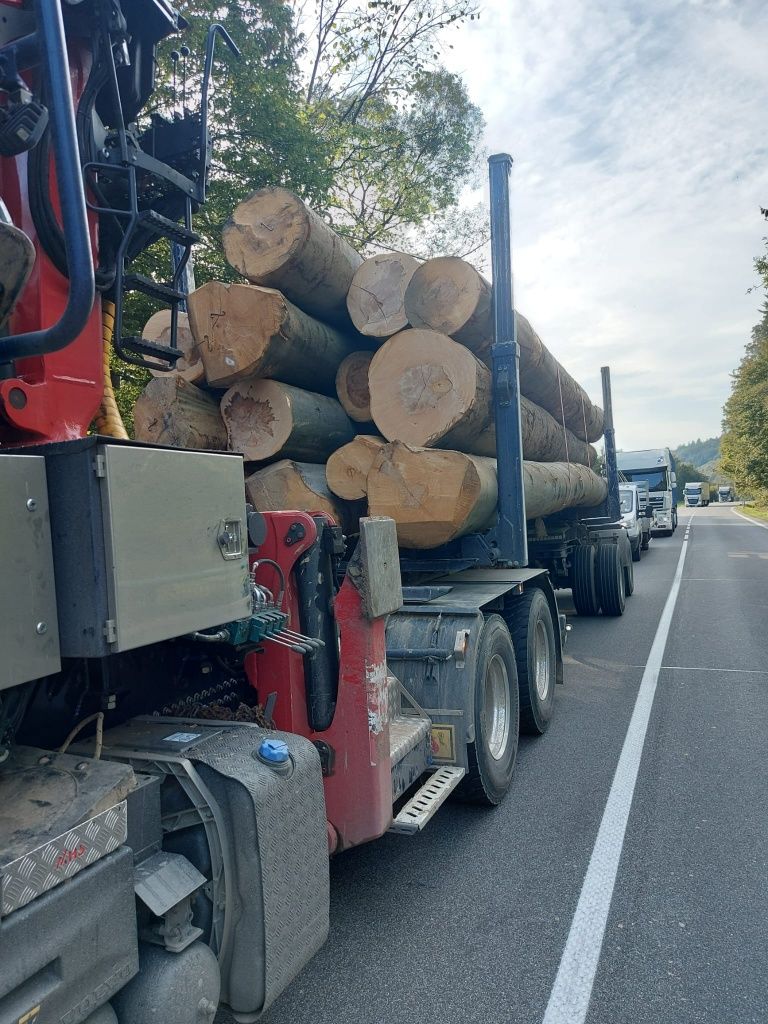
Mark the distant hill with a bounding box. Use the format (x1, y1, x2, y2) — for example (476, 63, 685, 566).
(674, 436, 721, 471)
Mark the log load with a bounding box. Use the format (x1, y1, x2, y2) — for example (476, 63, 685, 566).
(335, 351, 373, 422)
(220, 379, 355, 463)
(326, 435, 386, 501)
(222, 187, 362, 328)
(144, 310, 203, 384)
(134, 376, 227, 450)
(367, 442, 607, 548)
(368, 329, 595, 465)
(187, 281, 357, 392)
(403, 257, 604, 442)
(244, 460, 363, 533)
(346, 252, 421, 337)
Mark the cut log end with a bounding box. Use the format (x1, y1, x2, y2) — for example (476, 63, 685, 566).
(404, 256, 492, 356)
(222, 187, 309, 281)
(144, 310, 203, 384)
(347, 252, 421, 337)
(133, 377, 227, 451)
(326, 435, 385, 500)
(335, 351, 373, 422)
(245, 460, 363, 533)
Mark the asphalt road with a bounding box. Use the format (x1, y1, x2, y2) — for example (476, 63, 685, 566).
(234, 505, 768, 1024)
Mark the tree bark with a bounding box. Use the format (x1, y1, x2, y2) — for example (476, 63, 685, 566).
(145, 310, 204, 385)
(244, 460, 363, 533)
(346, 251, 421, 337)
(368, 329, 595, 464)
(403, 257, 604, 442)
(133, 377, 227, 450)
(367, 441, 607, 548)
(187, 281, 357, 391)
(335, 350, 374, 422)
(220, 379, 355, 462)
(326, 435, 386, 500)
(222, 186, 362, 328)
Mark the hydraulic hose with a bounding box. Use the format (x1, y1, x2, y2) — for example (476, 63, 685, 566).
(0, 0, 94, 363)
(93, 299, 128, 438)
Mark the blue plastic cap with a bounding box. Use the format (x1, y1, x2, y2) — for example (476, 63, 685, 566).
(258, 738, 290, 764)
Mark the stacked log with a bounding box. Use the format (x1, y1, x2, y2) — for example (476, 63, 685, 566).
(366, 443, 607, 548)
(368, 329, 596, 465)
(145, 310, 204, 385)
(404, 257, 604, 442)
(132, 188, 608, 548)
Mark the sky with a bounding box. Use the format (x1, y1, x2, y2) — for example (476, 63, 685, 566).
(441, 0, 768, 451)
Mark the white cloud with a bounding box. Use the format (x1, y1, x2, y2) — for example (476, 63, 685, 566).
(442, 0, 768, 449)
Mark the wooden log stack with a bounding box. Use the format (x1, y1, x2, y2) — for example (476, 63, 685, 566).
(131, 189, 607, 548)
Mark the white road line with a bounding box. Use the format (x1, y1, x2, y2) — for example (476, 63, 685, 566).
(732, 509, 768, 531)
(541, 514, 693, 1024)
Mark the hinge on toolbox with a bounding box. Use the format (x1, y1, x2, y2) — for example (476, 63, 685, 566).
(93, 453, 107, 477)
(103, 619, 117, 644)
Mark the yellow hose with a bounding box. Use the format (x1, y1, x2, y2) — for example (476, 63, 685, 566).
(94, 299, 129, 439)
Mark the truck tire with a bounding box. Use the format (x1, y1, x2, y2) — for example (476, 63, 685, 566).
(631, 537, 642, 562)
(596, 543, 625, 616)
(571, 544, 600, 616)
(507, 588, 556, 735)
(624, 556, 635, 596)
(458, 614, 519, 805)
(641, 529, 650, 551)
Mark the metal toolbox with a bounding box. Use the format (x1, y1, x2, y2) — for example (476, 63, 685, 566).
(43, 438, 251, 657)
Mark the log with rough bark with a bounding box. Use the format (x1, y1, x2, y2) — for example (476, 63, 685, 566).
(335, 350, 373, 422)
(244, 460, 363, 533)
(145, 310, 204, 384)
(403, 257, 604, 442)
(187, 281, 357, 391)
(222, 187, 362, 328)
(220, 379, 355, 463)
(326, 435, 386, 501)
(346, 251, 421, 337)
(368, 329, 595, 465)
(366, 441, 607, 548)
(134, 376, 227, 451)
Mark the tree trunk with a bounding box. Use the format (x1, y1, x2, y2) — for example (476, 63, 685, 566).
(133, 377, 227, 450)
(244, 460, 363, 533)
(335, 350, 374, 422)
(367, 441, 607, 548)
(403, 257, 604, 442)
(187, 281, 357, 391)
(368, 329, 595, 465)
(346, 251, 421, 337)
(222, 187, 362, 329)
(220, 379, 355, 462)
(145, 310, 204, 385)
(326, 435, 386, 500)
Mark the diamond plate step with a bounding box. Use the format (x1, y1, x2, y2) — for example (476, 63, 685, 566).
(388, 766, 465, 834)
(389, 714, 430, 767)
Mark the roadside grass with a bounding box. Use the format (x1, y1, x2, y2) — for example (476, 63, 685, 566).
(741, 503, 768, 522)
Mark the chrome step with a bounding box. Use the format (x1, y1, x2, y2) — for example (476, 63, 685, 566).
(388, 766, 465, 834)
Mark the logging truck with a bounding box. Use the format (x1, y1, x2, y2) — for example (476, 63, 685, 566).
(0, 4, 633, 1023)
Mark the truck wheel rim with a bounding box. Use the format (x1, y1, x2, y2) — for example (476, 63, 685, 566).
(484, 654, 511, 760)
(534, 619, 551, 700)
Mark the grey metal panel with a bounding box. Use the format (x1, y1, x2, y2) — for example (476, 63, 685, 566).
(43, 441, 251, 656)
(100, 445, 251, 652)
(0, 455, 61, 689)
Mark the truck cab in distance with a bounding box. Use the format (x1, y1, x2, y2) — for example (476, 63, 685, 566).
(684, 482, 709, 507)
(616, 448, 678, 536)
(718, 485, 733, 502)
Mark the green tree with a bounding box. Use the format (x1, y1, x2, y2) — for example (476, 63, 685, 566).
(720, 237, 768, 501)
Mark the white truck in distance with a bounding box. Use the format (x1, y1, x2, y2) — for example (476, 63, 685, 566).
(718, 485, 733, 502)
(684, 482, 709, 507)
(616, 448, 678, 536)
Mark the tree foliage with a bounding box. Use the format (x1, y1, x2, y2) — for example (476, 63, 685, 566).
(720, 238, 768, 501)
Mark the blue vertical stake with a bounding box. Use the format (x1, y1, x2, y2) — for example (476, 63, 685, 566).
(488, 154, 528, 567)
